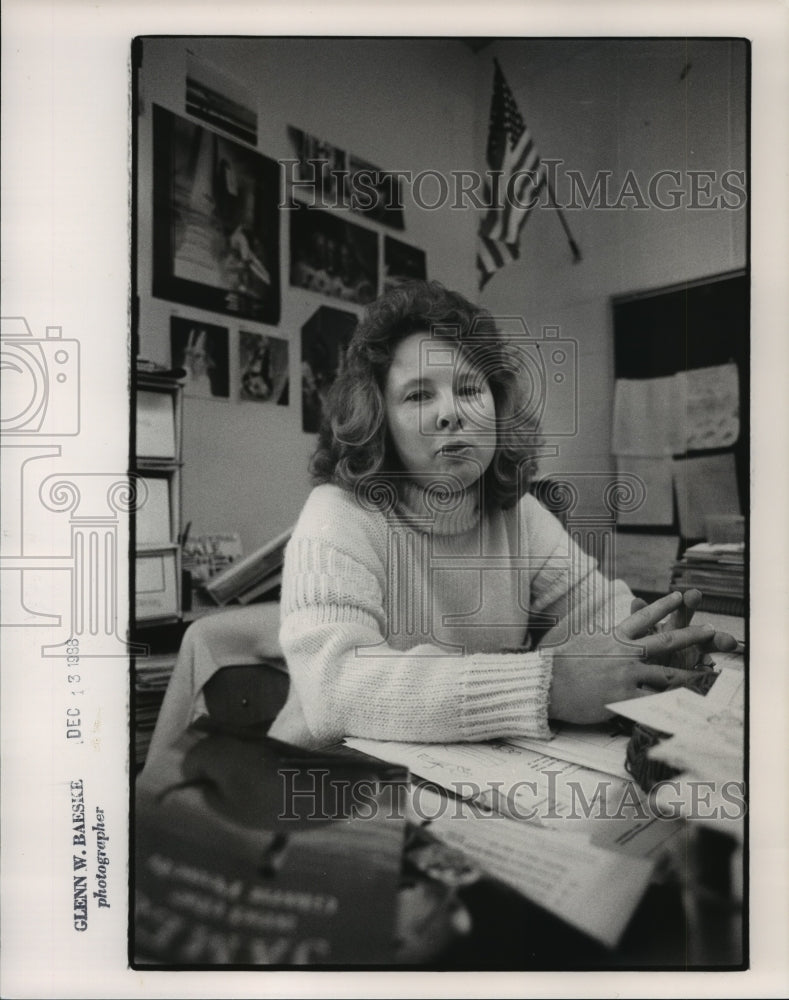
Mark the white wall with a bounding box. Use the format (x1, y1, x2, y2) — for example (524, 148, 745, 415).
(136, 37, 481, 552)
(479, 39, 747, 500)
(137, 37, 747, 546)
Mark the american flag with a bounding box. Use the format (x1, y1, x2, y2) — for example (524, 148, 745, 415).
(477, 60, 547, 288)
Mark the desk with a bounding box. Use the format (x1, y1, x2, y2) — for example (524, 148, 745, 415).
(135, 613, 745, 968)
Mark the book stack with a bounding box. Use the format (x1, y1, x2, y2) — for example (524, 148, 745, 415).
(134, 651, 178, 767)
(204, 525, 293, 606)
(671, 541, 745, 616)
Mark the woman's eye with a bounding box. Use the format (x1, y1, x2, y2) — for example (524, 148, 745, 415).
(404, 390, 429, 402)
(459, 384, 484, 397)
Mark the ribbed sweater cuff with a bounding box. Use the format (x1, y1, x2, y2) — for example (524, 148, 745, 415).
(460, 651, 554, 741)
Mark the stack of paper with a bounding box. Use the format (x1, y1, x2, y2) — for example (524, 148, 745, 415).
(671, 541, 745, 615)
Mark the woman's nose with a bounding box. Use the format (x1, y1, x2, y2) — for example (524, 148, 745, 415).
(436, 395, 463, 430)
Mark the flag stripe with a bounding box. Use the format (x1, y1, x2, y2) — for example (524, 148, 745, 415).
(477, 60, 544, 288)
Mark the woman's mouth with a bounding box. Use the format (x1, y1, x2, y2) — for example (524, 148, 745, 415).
(438, 442, 472, 456)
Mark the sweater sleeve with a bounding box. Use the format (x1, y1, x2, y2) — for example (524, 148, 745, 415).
(275, 492, 553, 748)
(519, 494, 635, 649)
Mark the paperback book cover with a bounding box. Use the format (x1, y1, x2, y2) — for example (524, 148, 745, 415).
(134, 732, 408, 966)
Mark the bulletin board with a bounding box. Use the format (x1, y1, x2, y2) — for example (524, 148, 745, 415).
(612, 269, 749, 541)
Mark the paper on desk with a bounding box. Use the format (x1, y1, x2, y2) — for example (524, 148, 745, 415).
(345, 736, 684, 860)
(648, 669, 744, 780)
(345, 736, 589, 818)
(505, 723, 632, 781)
(410, 786, 654, 949)
(607, 668, 743, 735)
(606, 668, 744, 787)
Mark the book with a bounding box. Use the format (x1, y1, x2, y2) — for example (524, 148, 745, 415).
(204, 525, 293, 605)
(236, 571, 283, 605)
(134, 732, 408, 966)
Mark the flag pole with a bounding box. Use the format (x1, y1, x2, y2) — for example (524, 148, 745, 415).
(544, 176, 582, 263)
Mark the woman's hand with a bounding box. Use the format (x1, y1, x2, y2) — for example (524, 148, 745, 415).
(628, 587, 738, 670)
(548, 591, 736, 724)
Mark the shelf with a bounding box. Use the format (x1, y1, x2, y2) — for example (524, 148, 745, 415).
(133, 372, 185, 629)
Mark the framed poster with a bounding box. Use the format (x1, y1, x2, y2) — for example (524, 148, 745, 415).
(239, 330, 289, 404)
(152, 104, 280, 323)
(301, 305, 358, 432)
(289, 204, 377, 305)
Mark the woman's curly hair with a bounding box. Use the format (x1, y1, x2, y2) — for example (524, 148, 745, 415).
(310, 279, 543, 510)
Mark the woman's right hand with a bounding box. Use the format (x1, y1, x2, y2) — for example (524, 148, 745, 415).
(548, 591, 718, 724)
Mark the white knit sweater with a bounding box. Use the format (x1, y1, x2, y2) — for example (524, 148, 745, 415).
(269, 481, 634, 749)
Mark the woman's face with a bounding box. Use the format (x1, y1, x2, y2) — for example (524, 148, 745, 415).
(383, 330, 496, 491)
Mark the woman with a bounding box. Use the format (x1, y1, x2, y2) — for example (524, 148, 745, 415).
(269, 281, 735, 750)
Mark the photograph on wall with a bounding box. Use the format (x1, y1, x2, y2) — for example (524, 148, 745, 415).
(289, 204, 377, 304)
(153, 104, 280, 323)
(346, 154, 405, 229)
(301, 305, 358, 433)
(239, 330, 289, 404)
(383, 235, 427, 292)
(170, 315, 230, 399)
(286, 125, 347, 208)
(185, 51, 258, 145)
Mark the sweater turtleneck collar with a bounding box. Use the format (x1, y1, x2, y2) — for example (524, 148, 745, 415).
(396, 478, 481, 536)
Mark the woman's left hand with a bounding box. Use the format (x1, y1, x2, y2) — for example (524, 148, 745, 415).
(629, 588, 738, 671)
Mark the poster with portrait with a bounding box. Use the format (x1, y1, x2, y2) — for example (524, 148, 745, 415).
(289, 204, 377, 305)
(301, 306, 358, 433)
(239, 330, 289, 404)
(170, 316, 230, 399)
(383, 236, 427, 291)
(153, 105, 280, 323)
